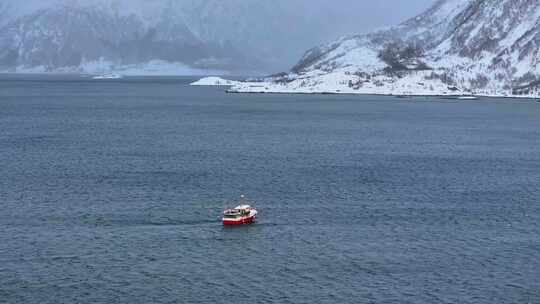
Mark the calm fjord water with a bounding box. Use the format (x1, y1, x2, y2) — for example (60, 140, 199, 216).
(1, 75, 539, 304)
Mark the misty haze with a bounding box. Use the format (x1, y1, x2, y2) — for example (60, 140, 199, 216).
(0, 0, 435, 73)
(1, 1, 539, 304)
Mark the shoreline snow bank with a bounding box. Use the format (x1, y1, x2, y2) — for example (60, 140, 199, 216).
(223, 70, 540, 100)
(226, 86, 539, 100)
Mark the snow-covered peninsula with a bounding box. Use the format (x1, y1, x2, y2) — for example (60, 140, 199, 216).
(197, 0, 540, 98)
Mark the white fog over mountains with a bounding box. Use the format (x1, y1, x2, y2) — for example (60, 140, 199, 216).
(0, 0, 435, 74)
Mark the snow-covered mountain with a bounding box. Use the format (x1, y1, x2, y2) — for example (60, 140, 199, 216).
(0, 0, 264, 73)
(231, 0, 540, 97)
(0, 0, 360, 74)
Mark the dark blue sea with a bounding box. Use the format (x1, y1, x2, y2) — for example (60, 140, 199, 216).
(1, 75, 539, 304)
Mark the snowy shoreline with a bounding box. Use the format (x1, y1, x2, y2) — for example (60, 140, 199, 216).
(226, 90, 540, 100)
(191, 77, 540, 100)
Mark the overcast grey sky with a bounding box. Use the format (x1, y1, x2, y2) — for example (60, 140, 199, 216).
(299, 0, 438, 37)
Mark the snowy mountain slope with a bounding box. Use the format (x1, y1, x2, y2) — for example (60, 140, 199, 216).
(394, 0, 473, 47)
(234, 0, 540, 97)
(290, 0, 475, 75)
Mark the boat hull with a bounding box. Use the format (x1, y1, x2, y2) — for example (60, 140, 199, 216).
(222, 215, 256, 225)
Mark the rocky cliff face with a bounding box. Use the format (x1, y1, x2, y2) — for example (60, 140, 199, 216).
(249, 0, 540, 97)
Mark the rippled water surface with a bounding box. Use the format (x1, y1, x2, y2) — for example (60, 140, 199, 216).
(1, 75, 540, 304)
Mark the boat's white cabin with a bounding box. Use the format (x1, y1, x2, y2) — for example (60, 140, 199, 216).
(235, 205, 251, 210)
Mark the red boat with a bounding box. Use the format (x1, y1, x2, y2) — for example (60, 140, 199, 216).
(222, 196, 258, 225)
